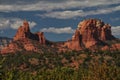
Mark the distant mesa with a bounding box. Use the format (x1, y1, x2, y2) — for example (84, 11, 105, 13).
(1, 19, 120, 54)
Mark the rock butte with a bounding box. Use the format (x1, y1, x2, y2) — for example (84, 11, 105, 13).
(14, 20, 46, 44)
(1, 19, 120, 54)
(64, 19, 116, 50)
(1, 20, 47, 54)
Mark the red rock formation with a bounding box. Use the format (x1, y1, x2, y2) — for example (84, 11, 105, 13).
(1, 43, 21, 54)
(65, 19, 116, 50)
(78, 19, 98, 48)
(78, 19, 115, 47)
(1, 20, 47, 54)
(1, 19, 119, 54)
(101, 45, 110, 51)
(64, 30, 82, 51)
(36, 32, 46, 44)
(23, 40, 37, 51)
(101, 43, 120, 51)
(14, 20, 32, 41)
(111, 44, 120, 50)
(100, 24, 114, 41)
(13, 20, 46, 44)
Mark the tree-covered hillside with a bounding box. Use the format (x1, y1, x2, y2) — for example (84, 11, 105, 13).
(0, 50, 120, 80)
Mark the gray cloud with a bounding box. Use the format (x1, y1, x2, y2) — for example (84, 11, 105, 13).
(0, 0, 120, 12)
(0, 0, 39, 5)
(40, 27, 74, 34)
(112, 26, 120, 37)
(39, 5, 120, 19)
(40, 26, 120, 36)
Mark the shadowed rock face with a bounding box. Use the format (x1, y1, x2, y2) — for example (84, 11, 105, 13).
(35, 32, 46, 44)
(65, 19, 116, 50)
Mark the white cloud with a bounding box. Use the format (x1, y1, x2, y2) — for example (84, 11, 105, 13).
(0, 18, 36, 30)
(40, 27, 74, 34)
(40, 5, 120, 19)
(0, 19, 10, 29)
(0, 0, 120, 12)
(111, 26, 120, 37)
(40, 10, 84, 19)
(28, 22, 37, 29)
(40, 26, 120, 37)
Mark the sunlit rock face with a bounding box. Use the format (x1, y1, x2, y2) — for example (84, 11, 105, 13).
(13, 20, 46, 44)
(64, 30, 82, 51)
(13, 20, 31, 41)
(65, 19, 116, 50)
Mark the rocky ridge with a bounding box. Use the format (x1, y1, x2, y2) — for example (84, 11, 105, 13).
(1, 19, 120, 54)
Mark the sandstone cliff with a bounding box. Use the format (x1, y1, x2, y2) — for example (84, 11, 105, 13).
(64, 19, 117, 51)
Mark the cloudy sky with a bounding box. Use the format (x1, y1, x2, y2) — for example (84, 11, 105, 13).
(0, 0, 120, 41)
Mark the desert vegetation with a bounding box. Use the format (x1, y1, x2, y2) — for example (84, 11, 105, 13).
(0, 50, 120, 80)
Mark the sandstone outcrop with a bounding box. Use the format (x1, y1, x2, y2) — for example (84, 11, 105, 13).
(1, 19, 120, 54)
(14, 20, 31, 41)
(64, 19, 116, 50)
(1, 42, 21, 54)
(13, 20, 46, 44)
(101, 44, 120, 51)
(1, 20, 47, 54)
(64, 30, 82, 51)
(111, 44, 120, 51)
(35, 32, 46, 44)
